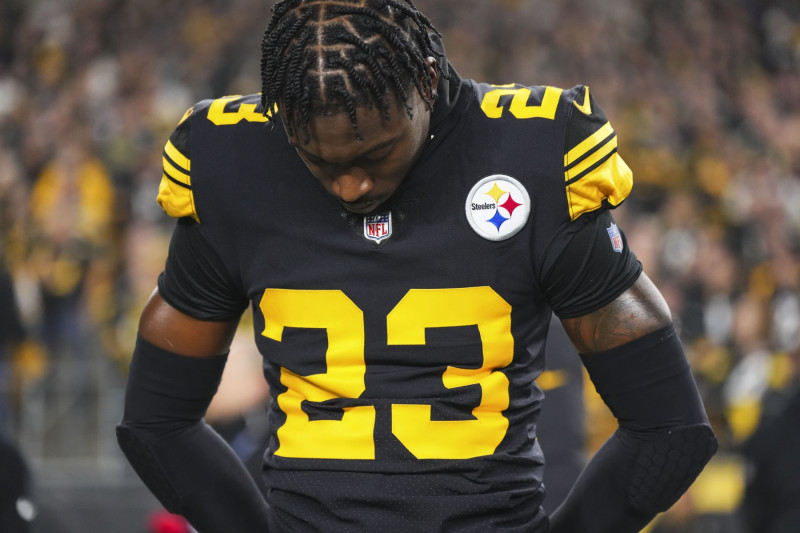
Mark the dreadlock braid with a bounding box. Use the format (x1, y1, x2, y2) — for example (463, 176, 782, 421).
(260, 0, 443, 141)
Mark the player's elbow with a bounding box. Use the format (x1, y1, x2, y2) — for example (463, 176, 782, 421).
(622, 421, 718, 516)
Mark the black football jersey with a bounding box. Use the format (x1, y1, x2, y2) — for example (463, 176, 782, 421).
(155, 64, 640, 531)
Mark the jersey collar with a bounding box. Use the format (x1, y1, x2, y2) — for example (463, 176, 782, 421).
(429, 33, 462, 132)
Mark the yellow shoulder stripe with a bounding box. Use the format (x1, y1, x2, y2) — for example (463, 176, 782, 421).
(162, 156, 190, 187)
(565, 153, 632, 221)
(566, 135, 619, 181)
(156, 131, 197, 221)
(564, 121, 614, 168)
(164, 140, 190, 173)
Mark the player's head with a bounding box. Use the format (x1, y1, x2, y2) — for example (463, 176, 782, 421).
(260, 0, 441, 140)
(260, 0, 443, 214)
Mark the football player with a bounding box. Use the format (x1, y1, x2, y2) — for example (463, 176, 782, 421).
(117, 1, 718, 531)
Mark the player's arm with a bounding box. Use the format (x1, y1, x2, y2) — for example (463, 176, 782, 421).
(542, 87, 716, 531)
(560, 270, 670, 353)
(117, 106, 270, 531)
(116, 291, 270, 532)
(548, 274, 717, 533)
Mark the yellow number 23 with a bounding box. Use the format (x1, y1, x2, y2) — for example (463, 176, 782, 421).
(259, 287, 513, 460)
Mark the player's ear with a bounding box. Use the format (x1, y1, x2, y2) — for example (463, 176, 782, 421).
(423, 57, 440, 103)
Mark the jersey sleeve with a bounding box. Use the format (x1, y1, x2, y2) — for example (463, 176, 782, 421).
(562, 86, 633, 221)
(539, 86, 641, 317)
(542, 210, 642, 318)
(158, 217, 249, 321)
(157, 106, 199, 222)
(155, 106, 248, 321)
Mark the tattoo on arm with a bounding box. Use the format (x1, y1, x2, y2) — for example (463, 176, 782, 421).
(561, 273, 672, 354)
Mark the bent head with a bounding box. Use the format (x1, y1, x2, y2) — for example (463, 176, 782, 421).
(260, 0, 442, 213)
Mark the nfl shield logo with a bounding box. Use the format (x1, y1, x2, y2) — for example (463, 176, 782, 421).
(364, 212, 392, 244)
(607, 223, 623, 253)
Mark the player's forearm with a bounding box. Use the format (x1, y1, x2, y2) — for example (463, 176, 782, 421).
(550, 326, 717, 533)
(116, 336, 270, 532)
(118, 419, 270, 532)
(548, 429, 654, 533)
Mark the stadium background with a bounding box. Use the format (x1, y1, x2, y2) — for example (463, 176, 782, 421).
(0, 0, 798, 531)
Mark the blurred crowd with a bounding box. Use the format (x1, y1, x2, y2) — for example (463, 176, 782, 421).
(0, 0, 798, 531)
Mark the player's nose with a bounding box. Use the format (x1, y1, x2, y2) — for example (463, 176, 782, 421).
(331, 168, 374, 202)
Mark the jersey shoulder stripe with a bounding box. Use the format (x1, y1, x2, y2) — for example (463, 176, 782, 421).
(157, 105, 197, 222)
(562, 86, 632, 221)
(156, 95, 272, 223)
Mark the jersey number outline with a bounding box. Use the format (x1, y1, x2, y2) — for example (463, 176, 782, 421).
(259, 287, 513, 460)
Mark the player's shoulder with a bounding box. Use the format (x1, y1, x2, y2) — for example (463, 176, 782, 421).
(188, 93, 271, 127)
(467, 81, 596, 123)
(156, 94, 272, 221)
(558, 84, 614, 163)
(172, 94, 270, 144)
(464, 82, 632, 222)
(558, 85, 633, 221)
(465, 81, 614, 156)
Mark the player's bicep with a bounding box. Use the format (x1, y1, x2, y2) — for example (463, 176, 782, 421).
(139, 289, 239, 357)
(559, 272, 672, 354)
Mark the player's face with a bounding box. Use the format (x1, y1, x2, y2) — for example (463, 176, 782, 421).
(288, 72, 437, 214)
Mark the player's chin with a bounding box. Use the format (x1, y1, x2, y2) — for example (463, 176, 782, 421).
(340, 198, 385, 214)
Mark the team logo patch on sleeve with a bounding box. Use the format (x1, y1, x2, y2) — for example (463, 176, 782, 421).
(364, 211, 392, 243)
(465, 175, 531, 241)
(607, 222, 624, 252)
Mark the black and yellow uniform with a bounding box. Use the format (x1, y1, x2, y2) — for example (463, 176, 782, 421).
(155, 58, 641, 531)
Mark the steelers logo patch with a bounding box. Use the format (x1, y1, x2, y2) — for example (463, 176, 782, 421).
(465, 175, 531, 241)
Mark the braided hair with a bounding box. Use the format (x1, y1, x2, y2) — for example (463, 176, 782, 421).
(260, 0, 443, 141)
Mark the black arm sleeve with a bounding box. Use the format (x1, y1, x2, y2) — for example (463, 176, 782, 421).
(116, 336, 270, 532)
(158, 217, 249, 321)
(542, 210, 642, 319)
(549, 325, 718, 533)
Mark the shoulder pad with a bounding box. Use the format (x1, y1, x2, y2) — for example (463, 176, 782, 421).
(563, 85, 633, 221)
